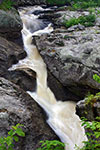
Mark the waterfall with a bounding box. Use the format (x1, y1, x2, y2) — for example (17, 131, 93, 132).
(9, 6, 87, 150)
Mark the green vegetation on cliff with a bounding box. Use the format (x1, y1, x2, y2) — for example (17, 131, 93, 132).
(46, 0, 100, 8)
(46, 0, 69, 5)
(72, 0, 100, 10)
(37, 140, 65, 150)
(80, 117, 100, 150)
(85, 74, 100, 106)
(0, 124, 25, 150)
(0, 0, 15, 10)
(63, 13, 96, 28)
(85, 92, 100, 106)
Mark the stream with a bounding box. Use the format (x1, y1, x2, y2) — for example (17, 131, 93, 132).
(9, 6, 87, 150)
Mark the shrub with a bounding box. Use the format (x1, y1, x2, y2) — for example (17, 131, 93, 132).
(71, 0, 100, 10)
(84, 74, 100, 106)
(37, 140, 65, 150)
(47, 0, 100, 8)
(46, 0, 71, 5)
(85, 92, 100, 106)
(0, 124, 25, 150)
(93, 74, 100, 83)
(80, 117, 100, 150)
(63, 13, 96, 28)
(0, 0, 15, 10)
(72, 1, 97, 10)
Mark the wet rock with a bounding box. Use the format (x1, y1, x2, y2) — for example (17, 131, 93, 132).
(9, 69, 36, 91)
(39, 13, 61, 26)
(47, 71, 79, 101)
(0, 36, 36, 92)
(0, 77, 58, 150)
(0, 8, 22, 40)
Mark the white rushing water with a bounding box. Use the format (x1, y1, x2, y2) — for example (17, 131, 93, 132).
(9, 6, 87, 150)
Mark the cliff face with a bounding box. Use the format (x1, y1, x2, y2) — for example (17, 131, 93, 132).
(35, 7, 100, 99)
(0, 8, 22, 40)
(0, 77, 58, 150)
(15, 0, 46, 6)
(0, 6, 59, 149)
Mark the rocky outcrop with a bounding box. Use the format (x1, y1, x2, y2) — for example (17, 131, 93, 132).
(35, 8, 100, 99)
(0, 77, 58, 150)
(0, 8, 22, 40)
(76, 99, 100, 121)
(0, 35, 77, 101)
(0, 36, 36, 91)
(48, 71, 79, 101)
(15, 0, 46, 6)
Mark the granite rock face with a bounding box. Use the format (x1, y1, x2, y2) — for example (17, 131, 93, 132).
(0, 36, 36, 91)
(76, 99, 100, 121)
(0, 8, 22, 40)
(0, 77, 58, 150)
(35, 8, 100, 98)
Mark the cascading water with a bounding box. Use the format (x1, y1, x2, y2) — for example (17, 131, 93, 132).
(9, 6, 87, 150)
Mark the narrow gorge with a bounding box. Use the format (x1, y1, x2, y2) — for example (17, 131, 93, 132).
(9, 6, 87, 150)
(0, 0, 100, 150)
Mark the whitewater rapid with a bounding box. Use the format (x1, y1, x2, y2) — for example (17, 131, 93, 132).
(9, 6, 87, 150)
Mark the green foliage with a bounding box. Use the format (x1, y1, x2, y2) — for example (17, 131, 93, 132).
(78, 73, 100, 149)
(85, 92, 100, 106)
(88, 8, 95, 14)
(80, 117, 100, 150)
(97, 9, 100, 16)
(93, 74, 100, 83)
(72, 1, 98, 10)
(46, 0, 69, 5)
(85, 74, 100, 105)
(37, 140, 65, 150)
(0, 124, 25, 150)
(47, 0, 100, 9)
(63, 13, 96, 28)
(0, 0, 15, 10)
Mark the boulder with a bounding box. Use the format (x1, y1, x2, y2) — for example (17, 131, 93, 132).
(47, 71, 79, 101)
(0, 77, 58, 150)
(0, 36, 36, 92)
(0, 8, 22, 40)
(76, 99, 100, 121)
